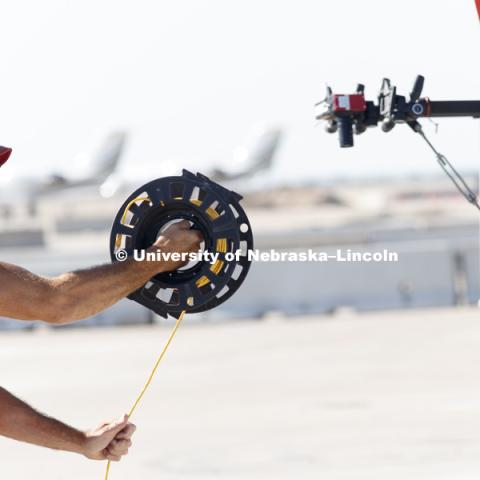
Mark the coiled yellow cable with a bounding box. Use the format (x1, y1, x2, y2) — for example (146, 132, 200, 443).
(104, 310, 187, 480)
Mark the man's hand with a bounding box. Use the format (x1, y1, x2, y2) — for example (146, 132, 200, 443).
(83, 415, 136, 462)
(152, 220, 204, 272)
(0, 387, 136, 459)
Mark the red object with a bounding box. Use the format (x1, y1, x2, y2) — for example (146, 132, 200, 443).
(333, 94, 366, 113)
(476, 0, 480, 19)
(0, 146, 12, 167)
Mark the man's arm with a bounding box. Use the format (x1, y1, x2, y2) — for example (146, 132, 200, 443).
(0, 387, 135, 461)
(0, 221, 202, 324)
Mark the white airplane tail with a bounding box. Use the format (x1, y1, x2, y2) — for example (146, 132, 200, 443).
(84, 130, 127, 182)
(212, 127, 283, 181)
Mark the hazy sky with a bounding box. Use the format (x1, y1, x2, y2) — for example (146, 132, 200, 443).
(0, 0, 479, 184)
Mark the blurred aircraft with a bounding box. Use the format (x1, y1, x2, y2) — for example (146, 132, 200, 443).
(100, 126, 283, 197)
(209, 127, 283, 181)
(0, 131, 127, 216)
(0, 126, 283, 221)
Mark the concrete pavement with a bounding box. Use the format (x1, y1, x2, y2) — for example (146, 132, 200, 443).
(1, 307, 480, 480)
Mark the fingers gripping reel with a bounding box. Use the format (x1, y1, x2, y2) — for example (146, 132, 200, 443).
(110, 170, 253, 318)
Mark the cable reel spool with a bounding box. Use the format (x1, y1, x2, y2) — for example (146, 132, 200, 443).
(110, 169, 253, 318)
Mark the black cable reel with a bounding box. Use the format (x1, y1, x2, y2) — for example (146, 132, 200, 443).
(110, 170, 253, 319)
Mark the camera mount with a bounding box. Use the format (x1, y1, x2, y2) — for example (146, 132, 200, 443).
(315, 75, 480, 209)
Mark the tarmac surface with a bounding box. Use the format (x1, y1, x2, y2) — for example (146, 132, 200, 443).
(1, 307, 480, 480)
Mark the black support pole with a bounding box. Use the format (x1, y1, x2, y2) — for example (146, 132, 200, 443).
(425, 100, 480, 118)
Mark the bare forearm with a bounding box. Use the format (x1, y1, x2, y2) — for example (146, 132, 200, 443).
(0, 221, 202, 324)
(0, 387, 85, 454)
(52, 252, 160, 322)
(0, 248, 161, 324)
(51, 222, 202, 322)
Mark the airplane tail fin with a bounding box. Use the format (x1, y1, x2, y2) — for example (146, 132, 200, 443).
(212, 127, 283, 181)
(88, 131, 127, 181)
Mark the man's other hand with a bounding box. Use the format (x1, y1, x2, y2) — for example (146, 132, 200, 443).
(83, 415, 136, 462)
